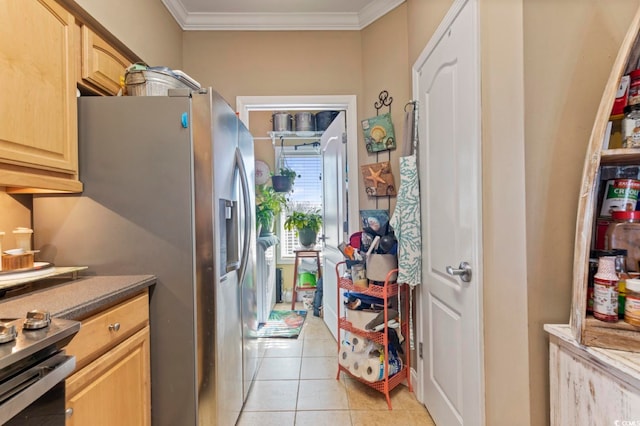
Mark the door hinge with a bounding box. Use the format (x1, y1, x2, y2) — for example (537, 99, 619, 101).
(419, 342, 423, 359)
(342, 132, 347, 144)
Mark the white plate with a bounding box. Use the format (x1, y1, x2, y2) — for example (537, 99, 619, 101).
(255, 160, 271, 185)
(0, 262, 54, 281)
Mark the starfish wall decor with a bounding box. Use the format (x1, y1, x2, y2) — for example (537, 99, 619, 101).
(360, 161, 396, 197)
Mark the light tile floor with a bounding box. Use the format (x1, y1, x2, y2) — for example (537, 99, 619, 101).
(238, 303, 436, 426)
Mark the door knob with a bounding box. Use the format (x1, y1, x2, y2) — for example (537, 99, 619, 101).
(446, 262, 472, 282)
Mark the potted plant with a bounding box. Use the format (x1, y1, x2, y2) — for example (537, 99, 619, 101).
(255, 184, 287, 236)
(271, 167, 297, 193)
(284, 206, 323, 247)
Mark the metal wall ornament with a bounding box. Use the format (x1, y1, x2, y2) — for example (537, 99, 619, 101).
(361, 113, 396, 153)
(360, 161, 396, 197)
(362, 90, 397, 205)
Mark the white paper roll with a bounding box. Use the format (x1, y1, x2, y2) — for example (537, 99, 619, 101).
(351, 357, 365, 378)
(339, 345, 352, 368)
(348, 354, 362, 377)
(351, 334, 368, 353)
(361, 357, 384, 383)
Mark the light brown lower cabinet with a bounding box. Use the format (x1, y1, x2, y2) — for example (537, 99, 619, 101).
(64, 291, 151, 425)
(546, 324, 640, 425)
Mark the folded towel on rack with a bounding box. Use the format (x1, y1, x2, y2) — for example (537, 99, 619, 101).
(390, 102, 422, 287)
(401, 107, 415, 157)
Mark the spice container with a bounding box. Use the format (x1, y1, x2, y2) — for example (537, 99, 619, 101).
(605, 210, 640, 272)
(600, 179, 640, 217)
(625, 278, 640, 326)
(616, 254, 630, 319)
(588, 249, 628, 313)
(593, 256, 619, 322)
(623, 104, 640, 148)
(628, 69, 640, 105)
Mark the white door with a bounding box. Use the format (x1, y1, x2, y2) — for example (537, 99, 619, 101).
(320, 112, 347, 340)
(413, 0, 484, 425)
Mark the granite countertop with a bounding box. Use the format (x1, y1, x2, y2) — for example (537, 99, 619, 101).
(0, 275, 156, 320)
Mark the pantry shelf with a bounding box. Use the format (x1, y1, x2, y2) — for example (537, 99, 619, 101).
(335, 261, 411, 410)
(601, 149, 640, 164)
(570, 4, 640, 351)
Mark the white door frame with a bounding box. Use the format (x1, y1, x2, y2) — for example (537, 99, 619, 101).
(412, 0, 485, 421)
(236, 95, 360, 235)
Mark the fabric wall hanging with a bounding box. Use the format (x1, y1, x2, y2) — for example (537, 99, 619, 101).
(361, 112, 396, 153)
(361, 161, 396, 197)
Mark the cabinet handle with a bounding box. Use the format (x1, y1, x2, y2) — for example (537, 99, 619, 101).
(65, 408, 73, 418)
(108, 322, 121, 332)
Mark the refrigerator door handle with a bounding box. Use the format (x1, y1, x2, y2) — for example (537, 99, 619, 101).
(235, 147, 251, 287)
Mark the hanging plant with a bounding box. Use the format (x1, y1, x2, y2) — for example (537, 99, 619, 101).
(272, 167, 296, 193)
(272, 136, 296, 193)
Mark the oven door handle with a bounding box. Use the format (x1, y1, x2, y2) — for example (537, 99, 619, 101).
(0, 353, 75, 425)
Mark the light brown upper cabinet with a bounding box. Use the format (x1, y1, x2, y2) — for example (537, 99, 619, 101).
(79, 25, 131, 96)
(0, 0, 82, 193)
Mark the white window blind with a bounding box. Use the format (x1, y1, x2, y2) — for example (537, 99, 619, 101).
(276, 147, 323, 260)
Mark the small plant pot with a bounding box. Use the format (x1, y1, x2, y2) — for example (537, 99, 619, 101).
(272, 175, 293, 193)
(258, 212, 275, 236)
(298, 228, 318, 247)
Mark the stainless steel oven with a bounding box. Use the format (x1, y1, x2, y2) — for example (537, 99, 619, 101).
(0, 312, 79, 425)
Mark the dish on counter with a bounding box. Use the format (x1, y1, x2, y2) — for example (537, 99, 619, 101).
(0, 262, 54, 279)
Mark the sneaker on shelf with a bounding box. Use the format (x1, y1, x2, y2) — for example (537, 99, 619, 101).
(371, 319, 398, 332)
(364, 308, 399, 331)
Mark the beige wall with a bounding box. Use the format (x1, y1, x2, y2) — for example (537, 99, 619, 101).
(8, 0, 640, 424)
(359, 5, 410, 214)
(408, 0, 640, 424)
(0, 0, 184, 247)
(0, 193, 32, 250)
(182, 31, 363, 111)
(479, 1, 531, 425)
(407, 0, 453, 64)
(75, 0, 183, 68)
(523, 1, 639, 424)
(181, 30, 364, 291)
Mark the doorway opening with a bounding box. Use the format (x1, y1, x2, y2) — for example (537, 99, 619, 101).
(237, 95, 359, 341)
(237, 94, 359, 234)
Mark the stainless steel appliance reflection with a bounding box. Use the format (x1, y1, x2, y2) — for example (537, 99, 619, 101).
(33, 89, 259, 426)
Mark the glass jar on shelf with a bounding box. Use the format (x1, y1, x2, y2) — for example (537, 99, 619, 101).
(623, 103, 640, 148)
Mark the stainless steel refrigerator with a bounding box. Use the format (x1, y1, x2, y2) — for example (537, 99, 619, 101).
(33, 89, 259, 426)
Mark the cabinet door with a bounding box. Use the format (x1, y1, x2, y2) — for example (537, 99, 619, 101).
(65, 327, 151, 426)
(81, 25, 130, 95)
(549, 338, 640, 425)
(0, 0, 78, 174)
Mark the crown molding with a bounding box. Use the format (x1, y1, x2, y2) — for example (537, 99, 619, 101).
(358, 0, 405, 29)
(183, 12, 361, 31)
(162, 0, 405, 31)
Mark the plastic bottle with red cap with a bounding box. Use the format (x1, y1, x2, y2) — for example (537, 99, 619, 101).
(605, 210, 640, 272)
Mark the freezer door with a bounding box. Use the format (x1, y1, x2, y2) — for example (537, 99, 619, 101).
(237, 122, 259, 400)
(193, 90, 247, 425)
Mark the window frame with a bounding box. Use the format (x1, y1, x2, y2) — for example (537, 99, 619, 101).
(275, 145, 323, 263)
